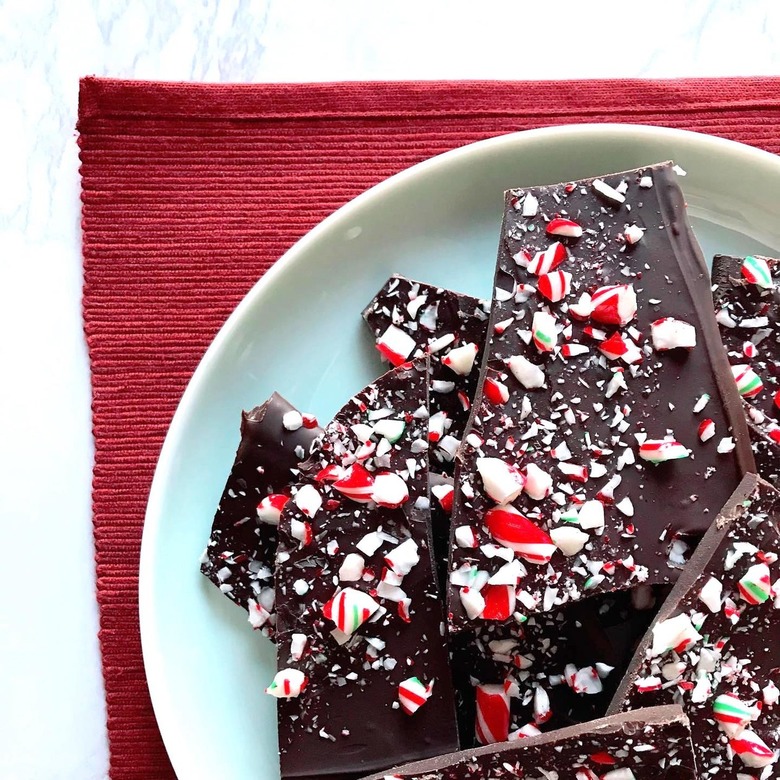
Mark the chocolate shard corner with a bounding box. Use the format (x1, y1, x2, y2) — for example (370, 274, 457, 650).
(200, 392, 322, 635)
(609, 471, 780, 778)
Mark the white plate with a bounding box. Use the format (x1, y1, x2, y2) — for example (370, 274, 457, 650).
(140, 124, 780, 780)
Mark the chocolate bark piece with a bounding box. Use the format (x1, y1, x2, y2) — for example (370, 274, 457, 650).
(448, 162, 754, 633)
(200, 393, 322, 634)
(273, 359, 458, 780)
(712, 253, 780, 486)
(609, 472, 780, 777)
(361, 704, 696, 780)
(362, 275, 490, 473)
(449, 585, 667, 747)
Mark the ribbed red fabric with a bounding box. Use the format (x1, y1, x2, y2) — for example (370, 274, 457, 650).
(78, 77, 780, 779)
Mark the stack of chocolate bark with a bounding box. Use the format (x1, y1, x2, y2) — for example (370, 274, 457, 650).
(200, 161, 779, 779)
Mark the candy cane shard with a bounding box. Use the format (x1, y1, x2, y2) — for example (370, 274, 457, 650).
(447, 163, 754, 632)
(609, 472, 780, 778)
(362, 275, 490, 474)
(360, 705, 696, 780)
(200, 393, 323, 636)
(274, 359, 458, 779)
(712, 253, 780, 489)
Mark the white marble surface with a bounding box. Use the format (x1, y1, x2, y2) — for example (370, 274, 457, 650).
(1, 1, 779, 777)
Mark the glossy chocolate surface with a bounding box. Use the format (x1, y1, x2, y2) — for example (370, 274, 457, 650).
(200, 393, 322, 634)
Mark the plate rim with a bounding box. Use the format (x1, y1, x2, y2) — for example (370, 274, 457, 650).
(138, 123, 780, 777)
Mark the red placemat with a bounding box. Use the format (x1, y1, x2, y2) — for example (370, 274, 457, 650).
(78, 76, 780, 779)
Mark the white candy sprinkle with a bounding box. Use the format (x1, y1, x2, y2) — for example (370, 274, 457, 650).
(592, 178, 626, 204)
(282, 411, 303, 431)
(522, 193, 539, 217)
(338, 553, 366, 582)
(507, 355, 546, 389)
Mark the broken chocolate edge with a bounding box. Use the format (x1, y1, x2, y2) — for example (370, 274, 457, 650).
(359, 704, 689, 780)
(605, 471, 767, 715)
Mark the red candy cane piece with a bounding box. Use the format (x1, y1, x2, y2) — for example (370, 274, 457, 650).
(481, 584, 516, 621)
(484, 376, 510, 405)
(475, 683, 510, 744)
(398, 676, 434, 715)
(533, 686, 552, 724)
(431, 482, 454, 512)
(527, 242, 567, 275)
(590, 284, 637, 326)
(376, 324, 416, 366)
(301, 412, 319, 429)
(256, 493, 289, 525)
(537, 270, 572, 303)
(546, 217, 583, 238)
(322, 587, 380, 636)
(484, 505, 556, 564)
(332, 463, 375, 503)
(698, 419, 715, 442)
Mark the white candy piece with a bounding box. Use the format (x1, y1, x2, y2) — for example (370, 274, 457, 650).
(266, 668, 307, 698)
(338, 553, 366, 582)
(476, 457, 525, 504)
(370, 472, 409, 508)
(624, 224, 645, 244)
(377, 323, 416, 362)
(524, 463, 553, 500)
(454, 525, 478, 548)
(650, 613, 703, 656)
(384, 538, 419, 576)
(577, 500, 605, 530)
(522, 193, 539, 217)
(442, 342, 478, 376)
(507, 355, 546, 389)
(282, 410, 303, 431)
(293, 484, 322, 518)
(698, 576, 723, 613)
(289, 634, 308, 662)
(592, 178, 626, 204)
(459, 587, 485, 620)
(550, 526, 590, 556)
(651, 318, 697, 351)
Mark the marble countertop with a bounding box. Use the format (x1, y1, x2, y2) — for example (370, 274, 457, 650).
(2, 1, 779, 777)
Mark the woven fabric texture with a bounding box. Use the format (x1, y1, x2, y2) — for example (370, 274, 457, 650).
(78, 76, 780, 779)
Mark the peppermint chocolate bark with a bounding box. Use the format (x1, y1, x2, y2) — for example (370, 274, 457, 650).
(712, 254, 780, 487)
(361, 705, 696, 780)
(448, 162, 753, 632)
(273, 360, 458, 780)
(449, 585, 666, 746)
(609, 472, 780, 777)
(200, 393, 322, 634)
(362, 275, 490, 472)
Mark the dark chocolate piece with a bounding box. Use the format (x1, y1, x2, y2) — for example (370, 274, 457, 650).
(712, 253, 780, 487)
(609, 472, 780, 777)
(200, 393, 322, 634)
(361, 705, 696, 780)
(449, 585, 667, 746)
(448, 162, 754, 633)
(273, 359, 458, 780)
(362, 275, 490, 473)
